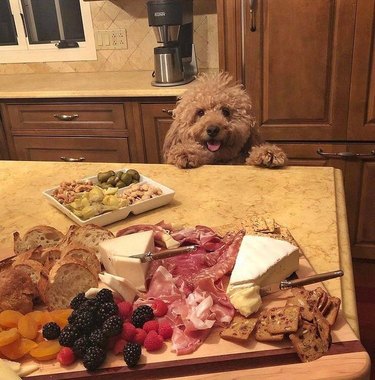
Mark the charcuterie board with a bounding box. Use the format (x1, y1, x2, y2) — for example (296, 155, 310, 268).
(22, 255, 369, 380)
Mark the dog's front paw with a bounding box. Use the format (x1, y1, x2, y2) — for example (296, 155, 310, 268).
(174, 153, 201, 169)
(166, 143, 213, 169)
(246, 144, 287, 168)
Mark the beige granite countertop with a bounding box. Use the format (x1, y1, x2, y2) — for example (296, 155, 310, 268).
(0, 71, 207, 99)
(0, 161, 359, 336)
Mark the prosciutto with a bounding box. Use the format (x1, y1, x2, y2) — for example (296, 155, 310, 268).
(131, 223, 244, 355)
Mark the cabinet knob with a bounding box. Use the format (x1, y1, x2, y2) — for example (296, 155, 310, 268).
(60, 156, 86, 162)
(162, 109, 174, 117)
(317, 149, 375, 159)
(54, 114, 79, 121)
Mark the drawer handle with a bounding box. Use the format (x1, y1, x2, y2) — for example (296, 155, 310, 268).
(317, 148, 375, 159)
(162, 109, 174, 117)
(60, 156, 86, 162)
(54, 114, 79, 121)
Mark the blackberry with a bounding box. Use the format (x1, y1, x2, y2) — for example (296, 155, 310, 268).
(42, 322, 61, 340)
(131, 305, 154, 328)
(102, 315, 122, 337)
(82, 346, 106, 371)
(79, 298, 100, 314)
(59, 324, 80, 347)
(67, 309, 80, 325)
(70, 292, 87, 310)
(72, 335, 90, 358)
(95, 288, 114, 304)
(71, 310, 96, 333)
(97, 302, 118, 324)
(88, 329, 107, 348)
(123, 342, 142, 368)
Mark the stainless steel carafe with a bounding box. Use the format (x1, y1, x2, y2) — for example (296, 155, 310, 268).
(153, 46, 184, 85)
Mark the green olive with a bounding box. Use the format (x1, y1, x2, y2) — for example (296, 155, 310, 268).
(97, 170, 115, 183)
(126, 169, 140, 181)
(116, 180, 126, 188)
(121, 172, 133, 186)
(97, 182, 111, 189)
(107, 175, 117, 186)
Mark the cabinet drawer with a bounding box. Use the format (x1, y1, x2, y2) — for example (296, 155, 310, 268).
(12, 136, 130, 163)
(7, 103, 127, 136)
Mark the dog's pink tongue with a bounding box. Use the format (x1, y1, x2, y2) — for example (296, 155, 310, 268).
(207, 140, 221, 152)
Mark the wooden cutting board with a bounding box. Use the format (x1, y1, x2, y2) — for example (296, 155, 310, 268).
(20, 256, 370, 380)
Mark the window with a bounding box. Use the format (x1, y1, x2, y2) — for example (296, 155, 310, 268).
(0, 0, 96, 63)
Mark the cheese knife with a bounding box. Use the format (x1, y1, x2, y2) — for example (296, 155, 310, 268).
(259, 269, 344, 297)
(129, 245, 197, 263)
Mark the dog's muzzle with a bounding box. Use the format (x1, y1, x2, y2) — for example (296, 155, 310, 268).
(205, 125, 222, 152)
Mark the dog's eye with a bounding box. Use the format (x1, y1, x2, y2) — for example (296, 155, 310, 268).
(196, 109, 205, 117)
(221, 107, 231, 118)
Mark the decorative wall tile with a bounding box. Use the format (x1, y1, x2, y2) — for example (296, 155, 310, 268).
(0, 0, 218, 74)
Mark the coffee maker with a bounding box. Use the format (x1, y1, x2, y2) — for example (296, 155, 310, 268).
(147, 0, 198, 87)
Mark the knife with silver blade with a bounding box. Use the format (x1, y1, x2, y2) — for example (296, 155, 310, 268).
(259, 269, 344, 297)
(129, 245, 197, 263)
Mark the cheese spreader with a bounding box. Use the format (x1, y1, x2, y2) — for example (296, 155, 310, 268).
(129, 245, 197, 263)
(260, 269, 344, 297)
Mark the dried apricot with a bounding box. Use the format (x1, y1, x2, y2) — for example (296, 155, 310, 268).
(0, 328, 20, 347)
(29, 340, 61, 361)
(50, 309, 72, 328)
(0, 338, 38, 360)
(0, 310, 23, 328)
(18, 314, 39, 340)
(26, 310, 53, 328)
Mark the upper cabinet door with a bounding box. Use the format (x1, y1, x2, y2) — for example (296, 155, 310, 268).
(244, 0, 356, 141)
(347, 0, 375, 140)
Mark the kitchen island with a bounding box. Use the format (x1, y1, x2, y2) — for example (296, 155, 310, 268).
(0, 161, 370, 379)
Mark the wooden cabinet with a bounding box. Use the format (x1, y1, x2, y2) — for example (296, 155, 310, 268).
(1, 100, 131, 163)
(243, 0, 356, 141)
(0, 116, 9, 160)
(135, 101, 175, 164)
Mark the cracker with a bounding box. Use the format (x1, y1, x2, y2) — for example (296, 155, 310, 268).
(220, 314, 257, 342)
(255, 311, 284, 342)
(289, 321, 326, 362)
(313, 308, 332, 351)
(251, 216, 269, 232)
(265, 306, 300, 334)
(289, 287, 315, 321)
(325, 296, 341, 326)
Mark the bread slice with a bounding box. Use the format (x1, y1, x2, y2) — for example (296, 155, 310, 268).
(12, 246, 44, 266)
(61, 244, 101, 275)
(60, 224, 114, 260)
(14, 226, 64, 255)
(40, 247, 62, 270)
(40, 257, 98, 310)
(12, 259, 47, 297)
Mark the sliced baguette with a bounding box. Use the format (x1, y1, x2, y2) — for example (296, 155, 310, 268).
(40, 257, 98, 310)
(40, 247, 62, 270)
(61, 224, 114, 260)
(14, 226, 64, 255)
(61, 245, 101, 275)
(12, 259, 47, 298)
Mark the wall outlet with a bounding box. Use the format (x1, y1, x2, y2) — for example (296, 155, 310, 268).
(95, 29, 127, 50)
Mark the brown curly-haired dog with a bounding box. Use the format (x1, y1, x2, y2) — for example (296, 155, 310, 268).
(163, 72, 287, 169)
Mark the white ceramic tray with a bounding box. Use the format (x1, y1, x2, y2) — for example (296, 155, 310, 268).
(42, 169, 175, 226)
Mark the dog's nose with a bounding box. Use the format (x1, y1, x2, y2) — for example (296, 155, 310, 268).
(207, 125, 220, 137)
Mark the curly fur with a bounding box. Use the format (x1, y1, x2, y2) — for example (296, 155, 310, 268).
(163, 72, 287, 169)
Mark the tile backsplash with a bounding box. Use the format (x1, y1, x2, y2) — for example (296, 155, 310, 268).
(0, 0, 218, 75)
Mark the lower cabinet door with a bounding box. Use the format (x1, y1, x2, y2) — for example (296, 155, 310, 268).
(12, 136, 130, 163)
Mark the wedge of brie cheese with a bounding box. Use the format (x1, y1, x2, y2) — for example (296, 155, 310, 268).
(99, 230, 154, 291)
(227, 235, 299, 316)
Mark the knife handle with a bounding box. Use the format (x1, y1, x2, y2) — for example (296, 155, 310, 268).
(280, 269, 344, 290)
(149, 245, 197, 261)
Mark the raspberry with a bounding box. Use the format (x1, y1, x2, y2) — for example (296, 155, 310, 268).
(158, 321, 173, 340)
(143, 330, 164, 352)
(143, 320, 159, 333)
(133, 328, 147, 345)
(152, 299, 168, 317)
(57, 347, 76, 366)
(117, 301, 133, 320)
(112, 338, 127, 355)
(121, 322, 136, 341)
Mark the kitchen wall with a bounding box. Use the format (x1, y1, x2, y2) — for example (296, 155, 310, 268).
(0, 0, 218, 75)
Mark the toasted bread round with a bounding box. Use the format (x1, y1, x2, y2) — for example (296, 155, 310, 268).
(61, 244, 101, 275)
